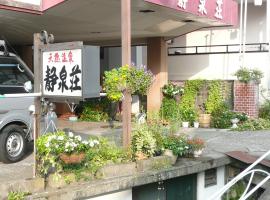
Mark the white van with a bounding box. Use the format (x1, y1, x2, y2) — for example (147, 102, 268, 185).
(0, 41, 34, 163)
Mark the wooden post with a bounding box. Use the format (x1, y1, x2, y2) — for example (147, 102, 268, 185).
(121, 0, 132, 147)
(33, 33, 42, 177)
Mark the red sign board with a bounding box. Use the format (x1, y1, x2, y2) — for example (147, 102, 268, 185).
(144, 0, 238, 26)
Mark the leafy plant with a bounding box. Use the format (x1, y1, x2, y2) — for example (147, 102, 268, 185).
(162, 82, 184, 98)
(103, 65, 153, 101)
(160, 97, 181, 122)
(233, 118, 270, 131)
(163, 135, 190, 156)
(79, 98, 110, 122)
(131, 125, 157, 159)
(8, 191, 30, 200)
(205, 80, 223, 114)
(234, 67, 263, 83)
(180, 107, 197, 122)
(259, 100, 270, 120)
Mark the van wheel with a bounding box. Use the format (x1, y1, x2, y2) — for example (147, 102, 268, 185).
(0, 125, 26, 163)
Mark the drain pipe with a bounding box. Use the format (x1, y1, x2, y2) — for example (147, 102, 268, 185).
(239, 0, 244, 67)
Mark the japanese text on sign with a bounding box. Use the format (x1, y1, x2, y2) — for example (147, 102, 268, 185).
(42, 49, 82, 97)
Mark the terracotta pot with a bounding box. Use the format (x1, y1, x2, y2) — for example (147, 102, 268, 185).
(163, 149, 178, 165)
(199, 114, 211, 128)
(60, 153, 86, 164)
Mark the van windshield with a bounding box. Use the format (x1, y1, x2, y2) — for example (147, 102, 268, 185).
(0, 56, 32, 86)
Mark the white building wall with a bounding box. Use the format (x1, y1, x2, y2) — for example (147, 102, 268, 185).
(87, 190, 132, 200)
(169, 3, 270, 95)
(197, 166, 225, 200)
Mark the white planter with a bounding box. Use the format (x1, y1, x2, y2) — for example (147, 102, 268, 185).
(231, 118, 239, 128)
(131, 95, 140, 114)
(193, 121, 199, 128)
(69, 116, 78, 122)
(194, 149, 203, 158)
(182, 121, 189, 128)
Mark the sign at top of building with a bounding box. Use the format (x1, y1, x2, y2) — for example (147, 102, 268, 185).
(144, 0, 237, 26)
(42, 42, 100, 100)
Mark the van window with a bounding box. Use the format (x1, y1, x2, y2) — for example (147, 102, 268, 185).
(0, 56, 32, 86)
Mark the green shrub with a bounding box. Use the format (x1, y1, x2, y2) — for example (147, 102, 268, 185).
(162, 82, 184, 98)
(80, 98, 110, 122)
(234, 67, 263, 83)
(259, 100, 270, 120)
(8, 191, 30, 200)
(233, 118, 270, 131)
(160, 97, 181, 122)
(163, 135, 190, 156)
(131, 125, 157, 159)
(205, 80, 223, 114)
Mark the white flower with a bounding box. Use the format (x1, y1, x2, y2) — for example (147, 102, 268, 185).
(89, 141, 94, 147)
(75, 135, 82, 141)
(68, 132, 74, 137)
(55, 144, 59, 148)
(57, 136, 64, 141)
(45, 142, 50, 148)
(93, 140, 99, 145)
(82, 140, 89, 145)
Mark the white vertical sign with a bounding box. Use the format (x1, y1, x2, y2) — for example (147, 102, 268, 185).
(42, 49, 82, 97)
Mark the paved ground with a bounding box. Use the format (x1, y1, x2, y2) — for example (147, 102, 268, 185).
(1, 121, 270, 183)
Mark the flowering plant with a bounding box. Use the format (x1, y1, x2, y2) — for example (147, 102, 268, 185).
(162, 82, 184, 98)
(187, 138, 205, 151)
(36, 131, 100, 176)
(103, 64, 153, 101)
(39, 131, 99, 155)
(163, 135, 190, 156)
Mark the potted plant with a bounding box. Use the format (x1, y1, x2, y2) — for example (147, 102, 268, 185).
(162, 82, 184, 101)
(163, 135, 190, 164)
(131, 125, 157, 160)
(234, 67, 263, 84)
(188, 137, 205, 157)
(103, 64, 153, 102)
(198, 104, 211, 128)
(180, 108, 196, 128)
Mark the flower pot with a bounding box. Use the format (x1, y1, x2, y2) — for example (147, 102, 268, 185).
(193, 149, 203, 158)
(193, 121, 199, 128)
(60, 153, 86, 164)
(69, 116, 78, 122)
(163, 149, 178, 165)
(231, 118, 239, 128)
(199, 114, 211, 128)
(182, 121, 189, 128)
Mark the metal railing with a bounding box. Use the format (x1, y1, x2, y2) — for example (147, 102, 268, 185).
(209, 150, 270, 200)
(168, 43, 269, 56)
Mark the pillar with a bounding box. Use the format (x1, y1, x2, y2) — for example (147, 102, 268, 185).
(147, 37, 168, 112)
(234, 81, 259, 118)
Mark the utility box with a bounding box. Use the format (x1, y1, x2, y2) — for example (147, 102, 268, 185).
(42, 42, 100, 100)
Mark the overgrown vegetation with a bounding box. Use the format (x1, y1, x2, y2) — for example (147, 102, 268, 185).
(79, 98, 110, 122)
(259, 100, 270, 120)
(233, 118, 270, 131)
(234, 67, 263, 84)
(7, 191, 30, 200)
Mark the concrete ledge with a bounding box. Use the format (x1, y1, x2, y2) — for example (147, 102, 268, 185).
(0, 177, 44, 199)
(26, 153, 231, 200)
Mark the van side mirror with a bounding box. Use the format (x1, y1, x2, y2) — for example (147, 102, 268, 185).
(24, 81, 33, 92)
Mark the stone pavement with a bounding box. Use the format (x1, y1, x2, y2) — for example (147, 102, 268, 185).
(1, 122, 270, 188)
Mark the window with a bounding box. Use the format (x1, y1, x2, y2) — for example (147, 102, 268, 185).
(205, 168, 217, 187)
(0, 56, 31, 86)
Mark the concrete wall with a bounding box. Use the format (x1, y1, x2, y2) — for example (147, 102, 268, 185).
(87, 190, 132, 200)
(197, 166, 225, 200)
(168, 3, 270, 100)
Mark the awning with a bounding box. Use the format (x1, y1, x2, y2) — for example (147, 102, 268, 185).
(0, 0, 238, 45)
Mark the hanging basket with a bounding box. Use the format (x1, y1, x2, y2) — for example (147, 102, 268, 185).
(60, 153, 86, 164)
